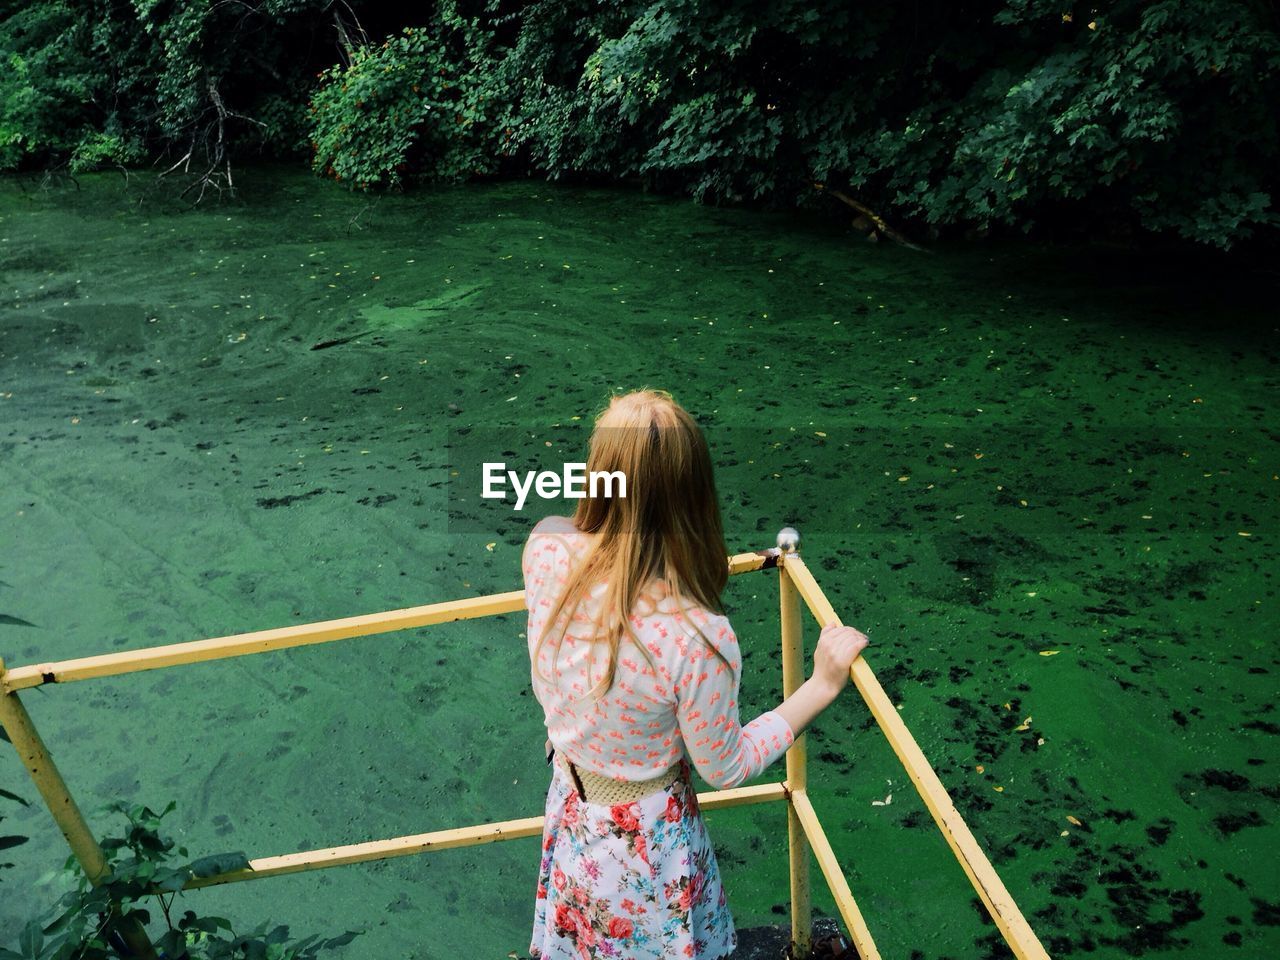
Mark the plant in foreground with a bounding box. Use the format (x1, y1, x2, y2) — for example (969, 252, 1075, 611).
(1, 799, 360, 960)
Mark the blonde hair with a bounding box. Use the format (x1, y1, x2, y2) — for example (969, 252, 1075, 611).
(531, 388, 732, 700)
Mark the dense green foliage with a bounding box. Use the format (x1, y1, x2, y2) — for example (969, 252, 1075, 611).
(0, 3, 137, 171)
(466, 0, 1280, 248)
(309, 10, 500, 189)
(0, 0, 335, 175)
(1, 799, 359, 960)
(2, 0, 1277, 246)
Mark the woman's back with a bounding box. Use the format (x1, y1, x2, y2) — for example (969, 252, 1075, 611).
(523, 513, 793, 789)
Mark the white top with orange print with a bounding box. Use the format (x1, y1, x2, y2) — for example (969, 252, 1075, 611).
(522, 514, 795, 788)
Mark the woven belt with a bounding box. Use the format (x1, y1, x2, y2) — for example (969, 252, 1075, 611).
(555, 751, 683, 805)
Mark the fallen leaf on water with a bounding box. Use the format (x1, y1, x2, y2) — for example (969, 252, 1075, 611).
(976, 765, 985, 774)
(1039, 650, 1060, 657)
(1014, 716, 1033, 732)
(994, 785, 1004, 792)
(1239, 531, 1251, 537)
(485, 543, 496, 552)
(1066, 815, 1083, 826)
(1003, 702, 1011, 711)
(1060, 830, 1070, 837)
(814, 431, 827, 438)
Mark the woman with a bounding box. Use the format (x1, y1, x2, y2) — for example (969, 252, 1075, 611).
(524, 389, 868, 960)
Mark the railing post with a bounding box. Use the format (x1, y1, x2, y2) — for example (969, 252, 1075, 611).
(777, 528, 811, 958)
(0, 658, 158, 960)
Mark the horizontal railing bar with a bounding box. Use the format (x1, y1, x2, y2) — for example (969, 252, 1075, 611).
(780, 554, 1052, 960)
(728, 550, 776, 575)
(2, 591, 525, 692)
(3, 551, 774, 693)
(178, 781, 789, 890)
(790, 789, 882, 960)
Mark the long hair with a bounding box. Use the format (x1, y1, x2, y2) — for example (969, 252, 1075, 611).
(530, 389, 732, 700)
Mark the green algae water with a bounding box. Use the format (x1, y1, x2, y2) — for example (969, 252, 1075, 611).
(1, 166, 1277, 958)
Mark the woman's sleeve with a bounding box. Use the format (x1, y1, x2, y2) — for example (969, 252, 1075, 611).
(673, 612, 795, 789)
(522, 517, 575, 605)
(523, 518, 592, 653)
(521, 528, 549, 600)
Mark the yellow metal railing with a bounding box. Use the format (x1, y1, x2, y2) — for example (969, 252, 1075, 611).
(0, 533, 1052, 960)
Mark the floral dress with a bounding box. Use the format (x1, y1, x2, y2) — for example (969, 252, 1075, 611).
(531, 755, 732, 959)
(524, 516, 795, 960)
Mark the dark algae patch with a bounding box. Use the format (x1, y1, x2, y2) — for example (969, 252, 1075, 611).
(0, 168, 1277, 958)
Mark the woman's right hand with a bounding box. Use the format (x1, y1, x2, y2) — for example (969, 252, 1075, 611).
(813, 623, 870, 696)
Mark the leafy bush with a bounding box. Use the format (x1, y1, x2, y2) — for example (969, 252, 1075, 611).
(847, 0, 1280, 248)
(0, 0, 344, 178)
(307, 6, 500, 189)
(1, 798, 361, 960)
(0, 3, 116, 171)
